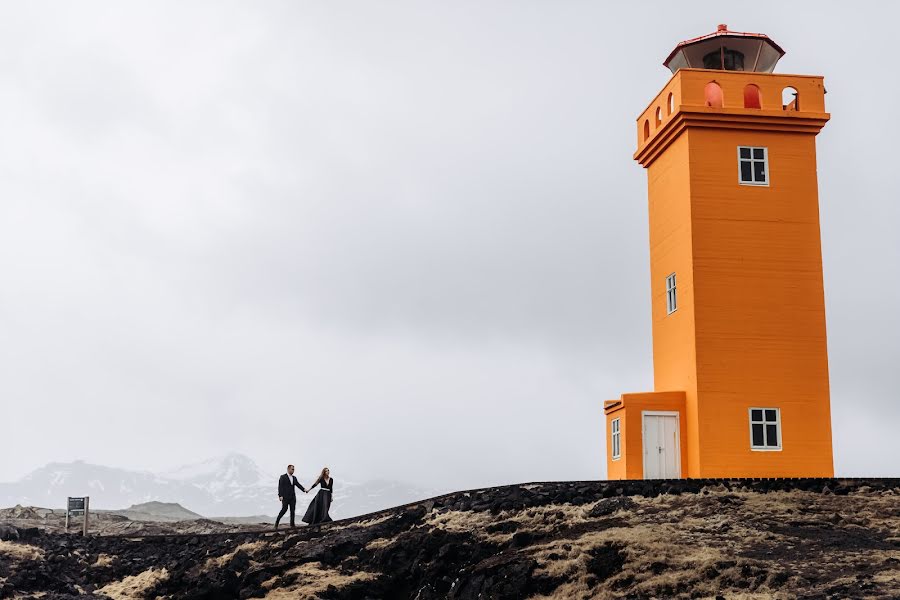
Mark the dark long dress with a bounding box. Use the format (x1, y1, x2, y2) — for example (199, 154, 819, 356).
(302, 477, 333, 525)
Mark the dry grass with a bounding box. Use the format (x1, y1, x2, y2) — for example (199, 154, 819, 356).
(95, 567, 169, 600)
(525, 490, 900, 599)
(364, 537, 394, 551)
(526, 509, 778, 600)
(426, 503, 593, 544)
(426, 509, 495, 536)
(505, 503, 593, 535)
(92, 554, 115, 568)
(0, 540, 45, 562)
(332, 514, 391, 532)
(528, 523, 754, 600)
(261, 562, 377, 599)
(203, 541, 265, 571)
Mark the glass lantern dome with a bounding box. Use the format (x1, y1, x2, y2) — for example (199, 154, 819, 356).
(663, 24, 786, 74)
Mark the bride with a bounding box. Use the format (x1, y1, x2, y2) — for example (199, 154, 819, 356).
(302, 467, 334, 525)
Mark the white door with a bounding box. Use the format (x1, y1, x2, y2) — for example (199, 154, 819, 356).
(643, 413, 681, 479)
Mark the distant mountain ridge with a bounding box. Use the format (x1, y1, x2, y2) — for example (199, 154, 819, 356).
(0, 454, 441, 519)
(113, 502, 204, 522)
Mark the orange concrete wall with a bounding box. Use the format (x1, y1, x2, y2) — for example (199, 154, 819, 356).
(605, 392, 687, 480)
(636, 69, 827, 150)
(645, 133, 701, 476)
(604, 402, 627, 480)
(632, 69, 834, 479)
(688, 127, 834, 477)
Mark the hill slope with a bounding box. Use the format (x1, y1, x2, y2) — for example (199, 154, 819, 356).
(1, 478, 899, 599)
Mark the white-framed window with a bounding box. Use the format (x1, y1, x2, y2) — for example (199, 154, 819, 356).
(738, 146, 769, 186)
(749, 408, 781, 450)
(665, 273, 677, 315)
(611, 418, 621, 460)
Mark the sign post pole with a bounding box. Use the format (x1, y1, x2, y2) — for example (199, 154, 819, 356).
(83, 496, 89, 536)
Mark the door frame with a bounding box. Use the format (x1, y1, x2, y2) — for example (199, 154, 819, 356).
(641, 410, 682, 479)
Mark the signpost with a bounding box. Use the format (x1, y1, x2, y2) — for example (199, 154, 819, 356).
(66, 496, 90, 536)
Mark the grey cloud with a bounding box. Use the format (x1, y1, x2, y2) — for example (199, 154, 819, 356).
(0, 2, 897, 490)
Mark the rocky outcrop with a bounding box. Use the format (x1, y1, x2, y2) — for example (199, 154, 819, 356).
(1, 478, 899, 599)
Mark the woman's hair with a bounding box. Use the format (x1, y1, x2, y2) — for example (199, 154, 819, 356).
(319, 467, 330, 481)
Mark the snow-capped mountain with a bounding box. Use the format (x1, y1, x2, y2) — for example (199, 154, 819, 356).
(158, 454, 275, 517)
(0, 454, 441, 519)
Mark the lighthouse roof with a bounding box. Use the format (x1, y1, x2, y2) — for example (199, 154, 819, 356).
(663, 24, 785, 74)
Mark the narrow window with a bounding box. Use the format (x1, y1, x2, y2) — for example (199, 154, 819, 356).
(611, 418, 621, 460)
(667, 92, 674, 115)
(749, 408, 781, 450)
(737, 146, 768, 185)
(665, 273, 677, 315)
(643, 119, 650, 141)
(655, 106, 662, 127)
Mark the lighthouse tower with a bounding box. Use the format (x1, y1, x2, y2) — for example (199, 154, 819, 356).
(605, 25, 834, 479)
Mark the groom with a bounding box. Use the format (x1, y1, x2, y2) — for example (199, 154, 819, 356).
(275, 464, 307, 529)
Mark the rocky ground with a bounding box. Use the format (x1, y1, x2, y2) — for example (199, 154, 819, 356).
(1, 478, 899, 599)
(0, 505, 268, 537)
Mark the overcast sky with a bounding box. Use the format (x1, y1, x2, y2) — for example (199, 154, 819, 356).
(1, 2, 897, 488)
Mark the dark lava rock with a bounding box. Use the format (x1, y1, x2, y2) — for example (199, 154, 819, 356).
(589, 496, 636, 518)
(450, 553, 539, 600)
(510, 531, 536, 548)
(4, 478, 900, 599)
(0, 525, 19, 541)
(485, 521, 519, 534)
(586, 543, 626, 583)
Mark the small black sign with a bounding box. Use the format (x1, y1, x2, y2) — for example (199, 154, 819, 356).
(68, 497, 85, 511)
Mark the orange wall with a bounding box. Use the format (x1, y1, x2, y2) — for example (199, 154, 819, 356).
(605, 402, 627, 480)
(646, 133, 701, 476)
(635, 69, 828, 150)
(605, 392, 687, 480)
(688, 127, 833, 477)
(631, 69, 834, 479)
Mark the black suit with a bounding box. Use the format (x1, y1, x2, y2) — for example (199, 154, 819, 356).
(276, 474, 306, 528)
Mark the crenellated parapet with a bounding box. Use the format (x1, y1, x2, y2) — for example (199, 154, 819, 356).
(635, 69, 829, 166)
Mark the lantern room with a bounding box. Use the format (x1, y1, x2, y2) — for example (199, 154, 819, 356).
(663, 24, 785, 74)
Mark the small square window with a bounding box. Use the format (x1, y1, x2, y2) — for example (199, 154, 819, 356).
(749, 407, 781, 450)
(611, 418, 621, 460)
(665, 273, 677, 315)
(738, 146, 769, 186)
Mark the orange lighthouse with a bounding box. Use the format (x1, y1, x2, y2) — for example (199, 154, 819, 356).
(605, 25, 834, 479)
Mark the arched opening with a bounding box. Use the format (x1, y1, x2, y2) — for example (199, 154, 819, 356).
(782, 86, 799, 111)
(655, 106, 662, 127)
(743, 84, 762, 109)
(643, 119, 650, 141)
(667, 92, 674, 115)
(704, 81, 724, 108)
